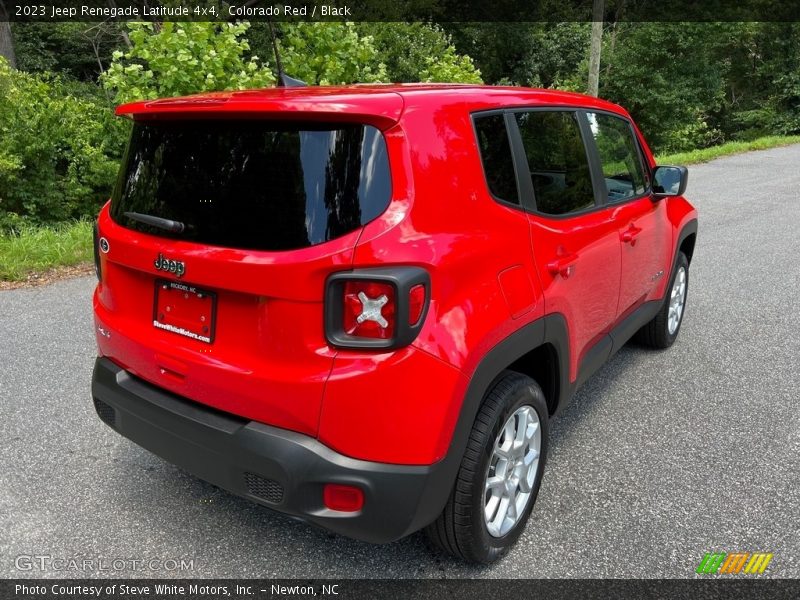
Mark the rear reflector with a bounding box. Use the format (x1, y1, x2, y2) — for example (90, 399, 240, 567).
(408, 284, 426, 325)
(92, 222, 102, 282)
(323, 484, 364, 512)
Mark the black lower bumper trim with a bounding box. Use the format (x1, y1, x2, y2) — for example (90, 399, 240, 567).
(91, 357, 451, 543)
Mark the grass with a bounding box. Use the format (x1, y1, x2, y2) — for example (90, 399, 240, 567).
(2, 135, 800, 283)
(0, 220, 94, 281)
(656, 135, 800, 165)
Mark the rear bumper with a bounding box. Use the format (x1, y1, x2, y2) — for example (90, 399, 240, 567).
(91, 357, 451, 543)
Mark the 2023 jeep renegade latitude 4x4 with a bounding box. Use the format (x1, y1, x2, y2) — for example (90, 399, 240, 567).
(91, 84, 697, 563)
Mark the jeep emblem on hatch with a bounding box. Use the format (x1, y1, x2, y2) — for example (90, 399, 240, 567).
(154, 253, 185, 278)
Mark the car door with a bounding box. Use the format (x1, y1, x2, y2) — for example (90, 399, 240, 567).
(583, 111, 671, 319)
(508, 109, 621, 383)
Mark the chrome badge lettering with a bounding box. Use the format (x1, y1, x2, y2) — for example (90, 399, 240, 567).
(154, 253, 185, 278)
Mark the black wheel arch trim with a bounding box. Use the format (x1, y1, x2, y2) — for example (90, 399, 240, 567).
(675, 218, 698, 268)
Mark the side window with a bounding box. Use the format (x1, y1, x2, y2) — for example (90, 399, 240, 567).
(514, 111, 595, 216)
(586, 112, 647, 202)
(473, 114, 519, 205)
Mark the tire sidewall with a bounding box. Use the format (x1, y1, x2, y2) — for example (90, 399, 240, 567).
(664, 252, 690, 344)
(470, 379, 549, 562)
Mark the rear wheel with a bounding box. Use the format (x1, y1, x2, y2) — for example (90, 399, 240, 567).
(425, 371, 549, 563)
(635, 252, 689, 349)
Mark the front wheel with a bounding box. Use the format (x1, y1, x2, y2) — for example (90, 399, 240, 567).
(425, 371, 549, 563)
(635, 251, 690, 349)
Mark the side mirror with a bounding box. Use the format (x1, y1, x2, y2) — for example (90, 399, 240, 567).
(652, 165, 688, 197)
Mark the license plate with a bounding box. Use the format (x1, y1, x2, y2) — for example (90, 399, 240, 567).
(153, 280, 216, 343)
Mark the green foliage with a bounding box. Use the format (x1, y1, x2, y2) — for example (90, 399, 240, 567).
(418, 45, 482, 83)
(356, 22, 481, 83)
(598, 23, 728, 152)
(445, 21, 800, 152)
(103, 21, 405, 101)
(102, 22, 275, 104)
(12, 22, 125, 81)
(446, 23, 586, 88)
(0, 58, 126, 225)
(755, 23, 800, 135)
(0, 219, 93, 281)
(279, 22, 387, 85)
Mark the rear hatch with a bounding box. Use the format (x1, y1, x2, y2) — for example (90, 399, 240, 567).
(94, 96, 400, 436)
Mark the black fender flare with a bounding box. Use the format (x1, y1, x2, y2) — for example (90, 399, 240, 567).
(673, 218, 698, 271)
(410, 313, 571, 533)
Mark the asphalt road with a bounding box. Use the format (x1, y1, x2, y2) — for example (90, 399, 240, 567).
(2, 145, 799, 579)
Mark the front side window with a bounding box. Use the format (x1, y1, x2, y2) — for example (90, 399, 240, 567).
(514, 111, 595, 216)
(586, 112, 647, 202)
(111, 120, 391, 251)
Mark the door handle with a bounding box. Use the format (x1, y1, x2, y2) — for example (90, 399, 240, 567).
(621, 224, 643, 244)
(547, 253, 578, 279)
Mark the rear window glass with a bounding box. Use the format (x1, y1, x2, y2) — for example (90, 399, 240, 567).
(473, 114, 519, 204)
(110, 120, 391, 251)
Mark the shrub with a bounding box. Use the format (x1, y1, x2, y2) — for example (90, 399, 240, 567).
(101, 22, 275, 104)
(279, 22, 388, 85)
(0, 58, 127, 226)
(356, 22, 481, 83)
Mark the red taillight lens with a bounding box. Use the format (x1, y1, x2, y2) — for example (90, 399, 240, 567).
(323, 484, 364, 512)
(408, 284, 426, 326)
(343, 281, 396, 339)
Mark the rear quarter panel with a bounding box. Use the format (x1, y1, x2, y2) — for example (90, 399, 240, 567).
(319, 98, 545, 464)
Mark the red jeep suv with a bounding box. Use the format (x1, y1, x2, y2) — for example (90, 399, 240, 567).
(91, 84, 697, 563)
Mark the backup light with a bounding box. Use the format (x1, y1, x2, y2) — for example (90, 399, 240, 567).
(343, 281, 396, 339)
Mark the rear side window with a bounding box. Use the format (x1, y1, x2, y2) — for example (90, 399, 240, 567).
(111, 120, 391, 251)
(473, 114, 519, 205)
(514, 111, 595, 216)
(586, 112, 647, 202)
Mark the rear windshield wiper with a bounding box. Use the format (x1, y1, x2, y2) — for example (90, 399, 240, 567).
(123, 212, 191, 234)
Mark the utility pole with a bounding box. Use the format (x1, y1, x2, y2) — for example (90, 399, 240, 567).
(0, 1, 16, 68)
(588, 0, 604, 97)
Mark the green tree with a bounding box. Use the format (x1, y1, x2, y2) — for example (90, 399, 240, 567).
(103, 21, 393, 102)
(356, 22, 481, 83)
(752, 23, 800, 135)
(102, 21, 275, 104)
(278, 22, 387, 85)
(599, 23, 729, 152)
(12, 22, 126, 81)
(446, 23, 588, 87)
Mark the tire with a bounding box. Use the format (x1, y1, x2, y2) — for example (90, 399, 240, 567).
(425, 371, 549, 563)
(635, 251, 689, 349)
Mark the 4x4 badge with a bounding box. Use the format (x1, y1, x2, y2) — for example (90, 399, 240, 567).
(154, 253, 185, 278)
